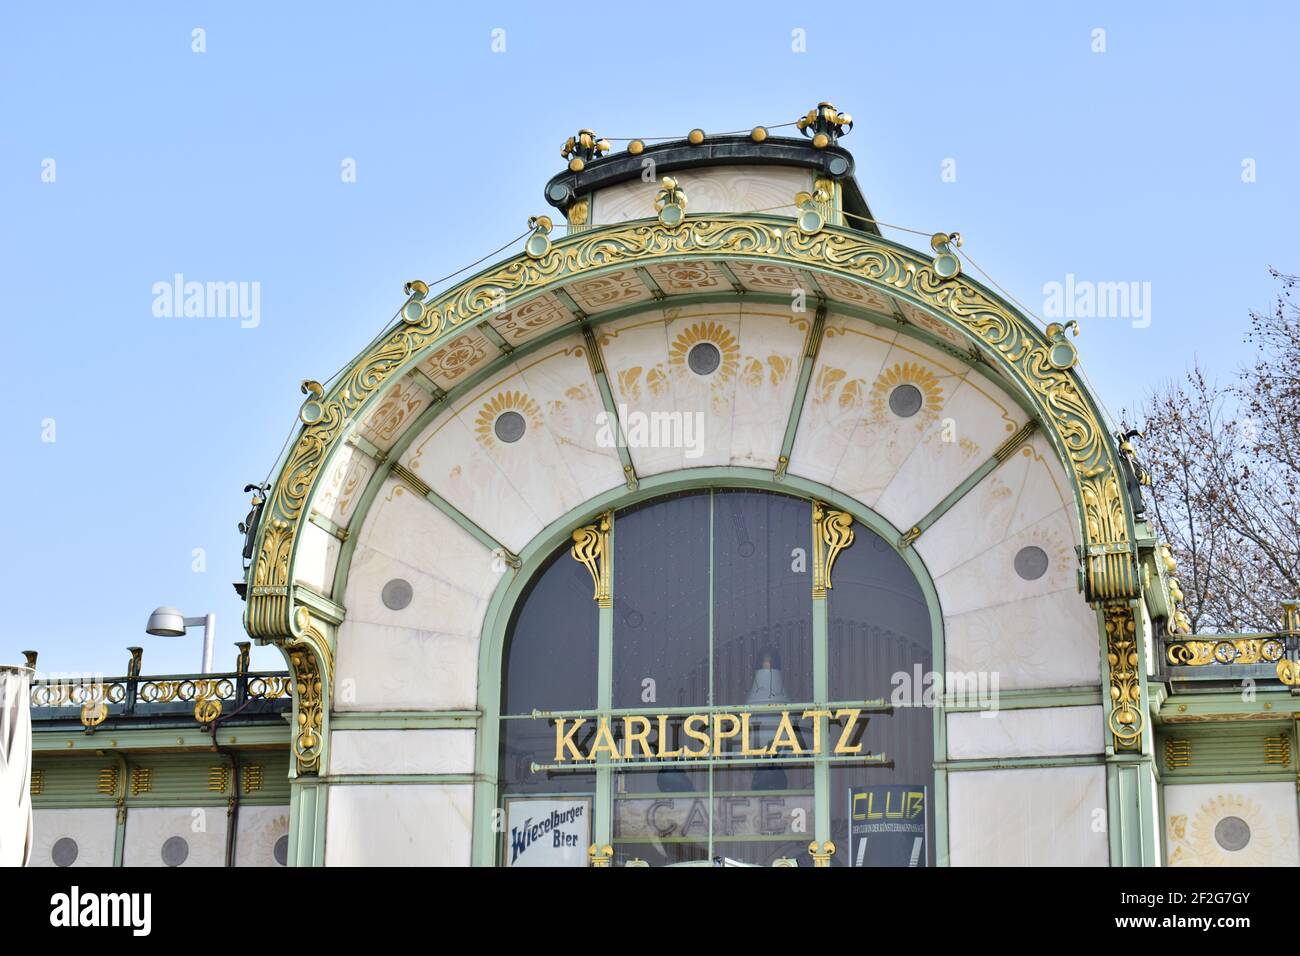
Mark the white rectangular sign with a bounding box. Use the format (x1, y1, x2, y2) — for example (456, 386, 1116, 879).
(503, 796, 592, 867)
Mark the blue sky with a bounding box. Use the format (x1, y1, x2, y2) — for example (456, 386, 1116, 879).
(2, 1, 1296, 677)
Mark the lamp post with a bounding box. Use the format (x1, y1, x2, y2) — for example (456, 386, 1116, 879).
(145, 607, 216, 674)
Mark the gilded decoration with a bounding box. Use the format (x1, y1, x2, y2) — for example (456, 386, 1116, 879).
(869, 361, 944, 424)
(570, 512, 612, 608)
(473, 390, 544, 449)
(668, 320, 739, 382)
(1168, 793, 1288, 866)
(1104, 604, 1143, 752)
(247, 215, 1137, 647)
(812, 501, 855, 599)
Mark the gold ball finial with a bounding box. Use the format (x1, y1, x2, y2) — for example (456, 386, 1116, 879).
(688, 128, 705, 145)
(751, 126, 768, 142)
(812, 132, 829, 149)
(628, 139, 645, 155)
(568, 157, 585, 172)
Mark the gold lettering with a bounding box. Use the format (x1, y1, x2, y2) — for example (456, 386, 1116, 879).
(740, 712, 767, 756)
(623, 715, 653, 759)
(834, 708, 863, 754)
(555, 718, 587, 762)
(768, 711, 805, 754)
(589, 717, 621, 760)
(656, 715, 682, 758)
(682, 714, 711, 757)
(801, 709, 833, 754)
(712, 713, 741, 755)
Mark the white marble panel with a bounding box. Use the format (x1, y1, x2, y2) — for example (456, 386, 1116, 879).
(787, 316, 897, 485)
(325, 784, 472, 866)
(933, 505, 1079, 618)
(30, 808, 116, 867)
(313, 442, 375, 527)
(334, 620, 478, 711)
(874, 375, 1027, 533)
(122, 806, 228, 867)
(943, 587, 1102, 690)
(234, 805, 290, 867)
(915, 430, 1073, 581)
(343, 544, 487, 637)
(831, 335, 970, 507)
(1165, 782, 1300, 866)
(402, 406, 543, 554)
(730, 306, 808, 468)
(946, 706, 1104, 759)
(597, 311, 681, 476)
(356, 475, 499, 605)
(329, 729, 476, 776)
(357, 374, 434, 454)
(948, 766, 1108, 866)
(445, 361, 587, 530)
(662, 304, 742, 468)
(294, 520, 340, 595)
(591, 166, 810, 224)
(515, 335, 626, 499)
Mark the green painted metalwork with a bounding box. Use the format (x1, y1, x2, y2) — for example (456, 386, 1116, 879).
(775, 303, 827, 480)
(468, 465, 946, 867)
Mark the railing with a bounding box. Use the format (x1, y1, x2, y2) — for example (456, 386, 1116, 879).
(24, 642, 292, 731)
(1162, 600, 1300, 690)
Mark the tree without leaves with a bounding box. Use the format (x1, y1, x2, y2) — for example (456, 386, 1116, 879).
(1125, 270, 1299, 634)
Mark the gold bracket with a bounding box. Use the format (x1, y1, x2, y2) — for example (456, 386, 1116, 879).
(1104, 604, 1143, 752)
(808, 840, 836, 866)
(812, 501, 854, 599)
(571, 512, 613, 607)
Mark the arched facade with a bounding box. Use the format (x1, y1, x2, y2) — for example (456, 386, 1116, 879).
(242, 126, 1171, 867)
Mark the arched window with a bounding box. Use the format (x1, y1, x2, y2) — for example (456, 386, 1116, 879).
(497, 488, 934, 867)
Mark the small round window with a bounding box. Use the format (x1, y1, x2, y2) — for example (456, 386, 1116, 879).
(687, 342, 721, 376)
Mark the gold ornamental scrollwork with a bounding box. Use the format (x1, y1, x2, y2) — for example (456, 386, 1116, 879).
(272, 609, 334, 776)
(246, 215, 1138, 643)
(570, 512, 612, 607)
(812, 501, 854, 599)
(1104, 604, 1143, 752)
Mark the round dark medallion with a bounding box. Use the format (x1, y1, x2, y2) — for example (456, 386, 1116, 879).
(888, 383, 924, 418)
(687, 342, 722, 376)
(494, 410, 527, 443)
(1214, 816, 1251, 852)
(51, 837, 79, 867)
(1014, 546, 1050, 581)
(382, 578, 413, 611)
(161, 835, 189, 867)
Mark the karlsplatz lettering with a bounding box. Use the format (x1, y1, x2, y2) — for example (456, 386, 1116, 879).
(509, 805, 586, 864)
(553, 709, 866, 762)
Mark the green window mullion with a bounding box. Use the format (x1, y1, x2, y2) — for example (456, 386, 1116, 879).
(593, 517, 615, 847)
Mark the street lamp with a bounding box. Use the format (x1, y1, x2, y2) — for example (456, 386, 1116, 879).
(145, 607, 216, 674)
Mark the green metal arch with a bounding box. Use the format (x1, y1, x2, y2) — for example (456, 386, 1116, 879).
(464, 466, 949, 866)
(246, 214, 1137, 650)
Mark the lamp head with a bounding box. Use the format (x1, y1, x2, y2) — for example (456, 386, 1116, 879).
(145, 606, 186, 637)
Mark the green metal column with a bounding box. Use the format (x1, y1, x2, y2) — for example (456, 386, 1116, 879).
(812, 592, 831, 845)
(593, 518, 615, 848)
(288, 777, 328, 866)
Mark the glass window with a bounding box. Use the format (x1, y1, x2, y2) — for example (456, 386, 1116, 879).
(497, 488, 935, 867)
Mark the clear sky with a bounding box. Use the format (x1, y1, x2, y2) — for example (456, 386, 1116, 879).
(2, 1, 1296, 677)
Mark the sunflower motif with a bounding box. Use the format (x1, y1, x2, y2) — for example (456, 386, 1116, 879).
(668, 321, 739, 382)
(473, 390, 543, 448)
(1169, 793, 1280, 866)
(869, 361, 944, 423)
